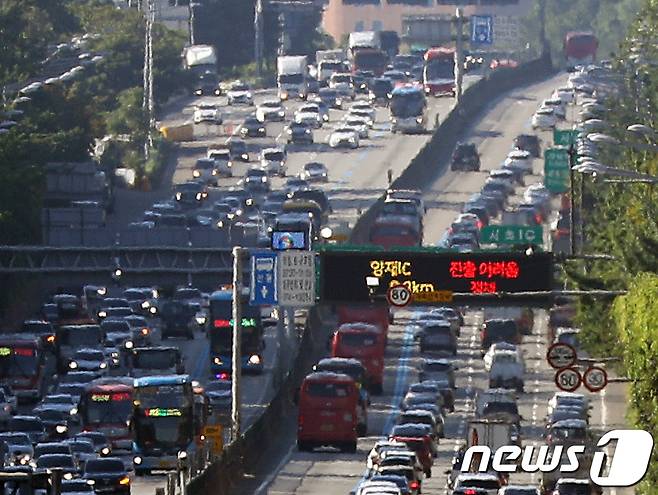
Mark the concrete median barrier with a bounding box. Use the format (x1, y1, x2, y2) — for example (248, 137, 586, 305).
(186, 305, 332, 494)
(349, 53, 556, 244)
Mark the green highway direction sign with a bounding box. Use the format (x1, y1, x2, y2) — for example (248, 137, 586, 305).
(554, 129, 577, 146)
(481, 225, 544, 245)
(544, 147, 570, 193)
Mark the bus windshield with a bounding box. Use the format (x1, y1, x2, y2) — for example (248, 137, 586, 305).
(135, 384, 192, 409)
(135, 415, 190, 447)
(83, 392, 132, 424)
(425, 57, 454, 80)
(0, 346, 39, 377)
(133, 350, 178, 370)
(390, 91, 425, 118)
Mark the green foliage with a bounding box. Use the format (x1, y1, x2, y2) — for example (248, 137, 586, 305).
(612, 273, 658, 494)
(521, 0, 643, 61)
(105, 87, 147, 141)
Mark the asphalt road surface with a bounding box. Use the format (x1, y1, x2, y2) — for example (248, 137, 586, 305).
(252, 74, 631, 495)
(128, 79, 477, 495)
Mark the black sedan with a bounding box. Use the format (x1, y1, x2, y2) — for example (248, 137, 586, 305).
(83, 457, 131, 494)
(285, 122, 314, 144)
(240, 117, 266, 138)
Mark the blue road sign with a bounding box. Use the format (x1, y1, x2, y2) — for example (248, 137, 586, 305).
(471, 15, 493, 45)
(250, 252, 278, 306)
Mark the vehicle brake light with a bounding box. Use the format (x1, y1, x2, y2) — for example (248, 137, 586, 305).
(464, 489, 477, 495)
(217, 372, 231, 380)
(476, 220, 483, 229)
(535, 213, 542, 224)
(214, 319, 230, 328)
(410, 481, 419, 490)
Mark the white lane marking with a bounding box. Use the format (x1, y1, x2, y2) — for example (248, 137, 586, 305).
(254, 442, 296, 495)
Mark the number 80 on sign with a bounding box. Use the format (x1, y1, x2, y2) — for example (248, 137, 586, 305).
(555, 367, 581, 392)
(387, 285, 411, 307)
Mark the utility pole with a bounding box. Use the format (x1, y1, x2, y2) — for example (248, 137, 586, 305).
(142, 0, 153, 160)
(255, 0, 264, 79)
(538, 0, 548, 56)
(230, 247, 243, 443)
(189, 2, 196, 45)
(454, 7, 465, 103)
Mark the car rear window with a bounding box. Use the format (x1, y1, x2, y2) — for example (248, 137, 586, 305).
(305, 382, 351, 398)
(461, 478, 500, 489)
(339, 333, 377, 347)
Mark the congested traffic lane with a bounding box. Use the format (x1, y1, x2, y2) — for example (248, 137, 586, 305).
(156, 76, 481, 230)
(255, 73, 629, 495)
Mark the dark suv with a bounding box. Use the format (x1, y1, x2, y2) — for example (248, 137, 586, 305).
(451, 143, 481, 171)
(480, 319, 521, 355)
(514, 134, 541, 157)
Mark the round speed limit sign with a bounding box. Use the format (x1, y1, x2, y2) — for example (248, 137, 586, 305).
(583, 366, 608, 392)
(386, 285, 411, 308)
(555, 367, 582, 392)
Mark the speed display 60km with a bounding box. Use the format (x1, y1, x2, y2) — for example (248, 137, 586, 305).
(320, 251, 553, 303)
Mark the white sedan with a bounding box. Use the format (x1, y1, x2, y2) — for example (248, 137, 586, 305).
(503, 149, 533, 173)
(294, 104, 323, 128)
(483, 342, 524, 372)
(349, 102, 376, 122)
(226, 81, 253, 105)
(328, 127, 359, 149)
(531, 107, 557, 130)
(541, 98, 566, 119)
(342, 117, 369, 138)
(553, 87, 575, 104)
(193, 106, 222, 124)
(256, 100, 285, 123)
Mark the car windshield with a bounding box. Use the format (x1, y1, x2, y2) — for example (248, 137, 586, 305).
(0, 433, 30, 445)
(261, 101, 280, 108)
(39, 409, 67, 421)
(339, 333, 377, 347)
(557, 483, 590, 495)
(231, 83, 248, 91)
(460, 479, 500, 489)
(37, 455, 75, 468)
(61, 327, 102, 346)
(68, 441, 94, 454)
(300, 106, 319, 113)
(85, 458, 125, 473)
(134, 350, 177, 369)
(9, 418, 42, 431)
(76, 350, 104, 361)
(551, 426, 587, 440)
(332, 75, 351, 83)
(483, 401, 519, 416)
(264, 152, 284, 161)
(62, 480, 94, 492)
(174, 288, 201, 300)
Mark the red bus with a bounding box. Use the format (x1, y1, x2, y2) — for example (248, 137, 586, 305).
(564, 32, 598, 70)
(297, 372, 359, 453)
(369, 215, 421, 248)
(0, 335, 47, 403)
(79, 378, 134, 451)
(337, 303, 389, 340)
(423, 47, 455, 96)
(331, 323, 385, 394)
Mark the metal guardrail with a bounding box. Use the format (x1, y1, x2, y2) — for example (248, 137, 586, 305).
(0, 245, 234, 273)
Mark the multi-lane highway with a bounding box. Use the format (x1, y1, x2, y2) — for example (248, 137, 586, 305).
(127, 78, 474, 494)
(250, 74, 631, 495)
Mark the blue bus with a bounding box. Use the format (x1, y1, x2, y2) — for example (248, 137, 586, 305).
(208, 289, 264, 379)
(132, 375, 198, 474)
(390, 83, 427, 134)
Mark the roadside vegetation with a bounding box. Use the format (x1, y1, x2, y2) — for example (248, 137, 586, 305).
(522, 0, 644, 61)
(562, 3, 658, 491)
(0, 0, 187, 244)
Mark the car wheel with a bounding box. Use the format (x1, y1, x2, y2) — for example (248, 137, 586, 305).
(297, 440, 312, 452)
(356, 423, 367, 437)
(342, 441, 357, 454)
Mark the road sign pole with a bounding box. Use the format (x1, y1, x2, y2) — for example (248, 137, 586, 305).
(230, 246, 243, 443)
(454, 7, 465, 103)
(569, 143, 576, 255)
